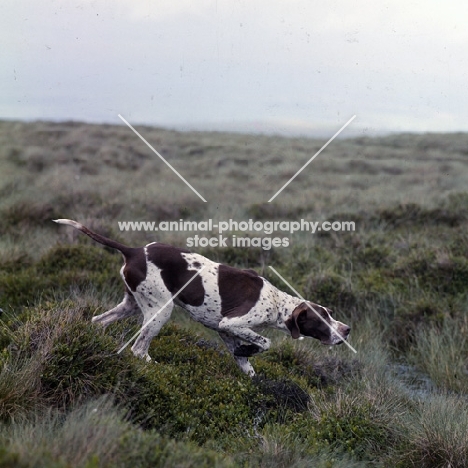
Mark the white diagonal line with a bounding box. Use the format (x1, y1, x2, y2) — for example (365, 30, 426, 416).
(117, 266, 206, 354)
(268, 266, 357, 353)
(118, 114, 207, 202)
(268, 115, 356, 202)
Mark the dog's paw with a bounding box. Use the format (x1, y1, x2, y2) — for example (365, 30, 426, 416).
(91, 316, 107, 326)
(131, 349, 154, 363)
(234, 344, 261, 357)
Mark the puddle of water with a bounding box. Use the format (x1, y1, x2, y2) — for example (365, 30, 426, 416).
(390, 363, 435, 399)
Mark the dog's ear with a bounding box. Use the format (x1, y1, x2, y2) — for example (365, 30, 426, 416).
(289, 303, 308, 339)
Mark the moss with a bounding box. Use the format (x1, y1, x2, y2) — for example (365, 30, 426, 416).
(287, 401, 395, 460)
(0, 400, 237, 468)
(0, 270, 58, 310)
(315, 406, 390, 457)
(253, 377, 310, 415)
(255, 340, 360, 392)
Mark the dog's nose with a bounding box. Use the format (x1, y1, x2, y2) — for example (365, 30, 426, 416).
(343, 325, 351, 337)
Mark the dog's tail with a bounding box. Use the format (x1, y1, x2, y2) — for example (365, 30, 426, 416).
(53, 219, 134, 257)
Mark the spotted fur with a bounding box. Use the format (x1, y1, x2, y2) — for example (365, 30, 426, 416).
(53, 219, 351, 376)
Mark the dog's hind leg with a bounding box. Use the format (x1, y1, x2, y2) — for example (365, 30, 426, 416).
(92, 291, 140, 326)
(130, 296, 174, 362)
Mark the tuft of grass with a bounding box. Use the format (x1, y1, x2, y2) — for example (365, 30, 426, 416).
(237, 425, 369, 468)
(409, 315, 468, 393)
(402, 394, 468, 468)
(0, 354, 43, 423)
(0, 397, 236, 468)
(0, 397, 127, 468)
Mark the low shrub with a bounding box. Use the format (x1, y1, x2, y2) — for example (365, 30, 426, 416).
(277, 398, 396, 461)
(1, 302, 317, 445)
(376, 203, 465, 228)
(246, 203, 313, 220)
(0, 244, 122, 310)
(199, 244, 275, 269)
(393, 252, 468, 296)
(0, 202, 58, 236)
(303, 272, 357, 312)
(0, 355, 43, 423)
(257, 340, 361, 389)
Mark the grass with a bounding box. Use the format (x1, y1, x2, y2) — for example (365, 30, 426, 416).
(402, 394, 468, 468)
(0, 397, 237, 468)
(0, 119, 468, 466)
(409, 314, 468, 393)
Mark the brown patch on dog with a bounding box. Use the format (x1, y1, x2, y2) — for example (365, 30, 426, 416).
(233, 343, 262, 357)
(122, 247, 147, 292)
(286, 302, 332, 342)
(218, 265, 263, 318)
(147, 243, 205, 306)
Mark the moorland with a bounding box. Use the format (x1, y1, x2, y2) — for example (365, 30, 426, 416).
(0, 120, 468, 467)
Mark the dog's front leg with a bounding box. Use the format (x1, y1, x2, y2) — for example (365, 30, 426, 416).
(218, 331, 256, 377)
(218, 316, 271, 358)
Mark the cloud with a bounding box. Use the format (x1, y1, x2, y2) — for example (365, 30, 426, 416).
(1, 0, 468, 132)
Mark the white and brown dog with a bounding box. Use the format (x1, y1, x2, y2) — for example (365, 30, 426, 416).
(54, 219, 350, 376)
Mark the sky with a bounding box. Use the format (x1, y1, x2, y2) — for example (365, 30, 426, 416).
(2, 0, 468, 137)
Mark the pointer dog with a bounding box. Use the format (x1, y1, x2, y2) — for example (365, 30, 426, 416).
(53, 219, 350, 376)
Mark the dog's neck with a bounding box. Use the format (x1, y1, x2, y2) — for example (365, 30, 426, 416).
(269, 284, 304, 327)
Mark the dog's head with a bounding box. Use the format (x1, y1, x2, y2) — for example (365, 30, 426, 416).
(286, 302, 350, 345)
